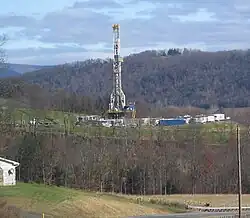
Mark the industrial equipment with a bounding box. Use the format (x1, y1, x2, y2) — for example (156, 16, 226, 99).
(107, 24, 136, 119)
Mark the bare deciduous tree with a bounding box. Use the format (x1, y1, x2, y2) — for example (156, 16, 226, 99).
(0, 122, 246, 195)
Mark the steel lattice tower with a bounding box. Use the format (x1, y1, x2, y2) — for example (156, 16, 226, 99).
(109, 24, 126, 113)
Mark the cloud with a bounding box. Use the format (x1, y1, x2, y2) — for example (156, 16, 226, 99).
(1, 0, 250, 64)
(169, 8, 217, 22)
(73, 0, 123, 9)
(7, 44, 89, 59)
(0, 15, 37, 28)
(131, 0, 250, 22)
(6, 42, 111, 65)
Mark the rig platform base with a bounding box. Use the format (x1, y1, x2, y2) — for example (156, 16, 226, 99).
(107, 110, 125, 119)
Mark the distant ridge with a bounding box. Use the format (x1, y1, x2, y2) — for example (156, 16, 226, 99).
(0, 68, 20, 78)
(8, 63, 54, 74)
(19, 49, 250, 109)
(0, 63, 54, 79)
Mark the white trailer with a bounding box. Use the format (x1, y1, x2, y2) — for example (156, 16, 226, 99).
(213, 113, 225, 121)
(207, 115, 215, 122)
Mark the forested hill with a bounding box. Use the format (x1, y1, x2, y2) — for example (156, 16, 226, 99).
(20, 49, 250, 109)
(0, 78, 98, 113)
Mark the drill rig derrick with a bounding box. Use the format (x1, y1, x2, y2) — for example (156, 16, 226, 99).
(106, 24, 136, 120)
(108, 24, 126, 119)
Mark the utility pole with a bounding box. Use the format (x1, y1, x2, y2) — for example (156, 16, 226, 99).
(236, 125, 242, 218)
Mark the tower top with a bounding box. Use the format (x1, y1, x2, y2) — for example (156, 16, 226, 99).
(112, 24, 119, 30)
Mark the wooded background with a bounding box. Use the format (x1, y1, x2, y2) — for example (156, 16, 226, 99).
(0, 123, 248, 195)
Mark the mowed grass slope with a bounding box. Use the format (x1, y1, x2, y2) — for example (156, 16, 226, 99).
(0, 182, 174, 218)
(120, 194, 250, 207)
(2, 183, 250, 217)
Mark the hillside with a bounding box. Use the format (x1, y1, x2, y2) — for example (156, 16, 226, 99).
(0, 64, 52, 79)
(0, 182, 176, 218)
(8, 63, 52, 74)
(0, 78, 99, 114)
(0, 68, 20, 78)
(20, 49, 250, 109)
(2, 183, 250, 218)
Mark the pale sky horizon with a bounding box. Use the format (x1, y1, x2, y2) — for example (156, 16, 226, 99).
(1, 0, 250, 65)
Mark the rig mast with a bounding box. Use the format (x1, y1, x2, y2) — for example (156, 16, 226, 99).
(108, 24, 126, 118)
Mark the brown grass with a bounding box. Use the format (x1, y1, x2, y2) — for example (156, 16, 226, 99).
(1, 194, 171, 218)
(4, 192, 250, 218)
(5, 191, 250, 218)
(117, 194, 250, 207)
(0, 199, 21, 218)
(2, 195, 170, 218)
(3, 182, 250, 217)
(50, 196, 170, 218)
(8, 183, 250, 217)
(2, 196, 51, 215)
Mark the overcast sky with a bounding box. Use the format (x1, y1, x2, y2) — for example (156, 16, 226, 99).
(1, 0, 250, 65)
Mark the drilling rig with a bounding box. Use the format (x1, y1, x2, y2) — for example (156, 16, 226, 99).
(107, 24, 136, 119)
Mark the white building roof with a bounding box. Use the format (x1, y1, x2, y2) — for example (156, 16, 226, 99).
(0, 157, 20, 167)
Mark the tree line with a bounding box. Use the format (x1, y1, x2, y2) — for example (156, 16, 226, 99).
(1, 124, 249, 195)
(0, 78, 105, 114)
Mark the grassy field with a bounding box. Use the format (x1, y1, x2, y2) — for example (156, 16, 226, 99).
(0, 182, 179, 218)
(1, 183, 250, 217)
(12, 108, 77, 126)
(0, 106, 245, 144)
(70, 122, 240, 145)
(119, 194, 250, 207)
